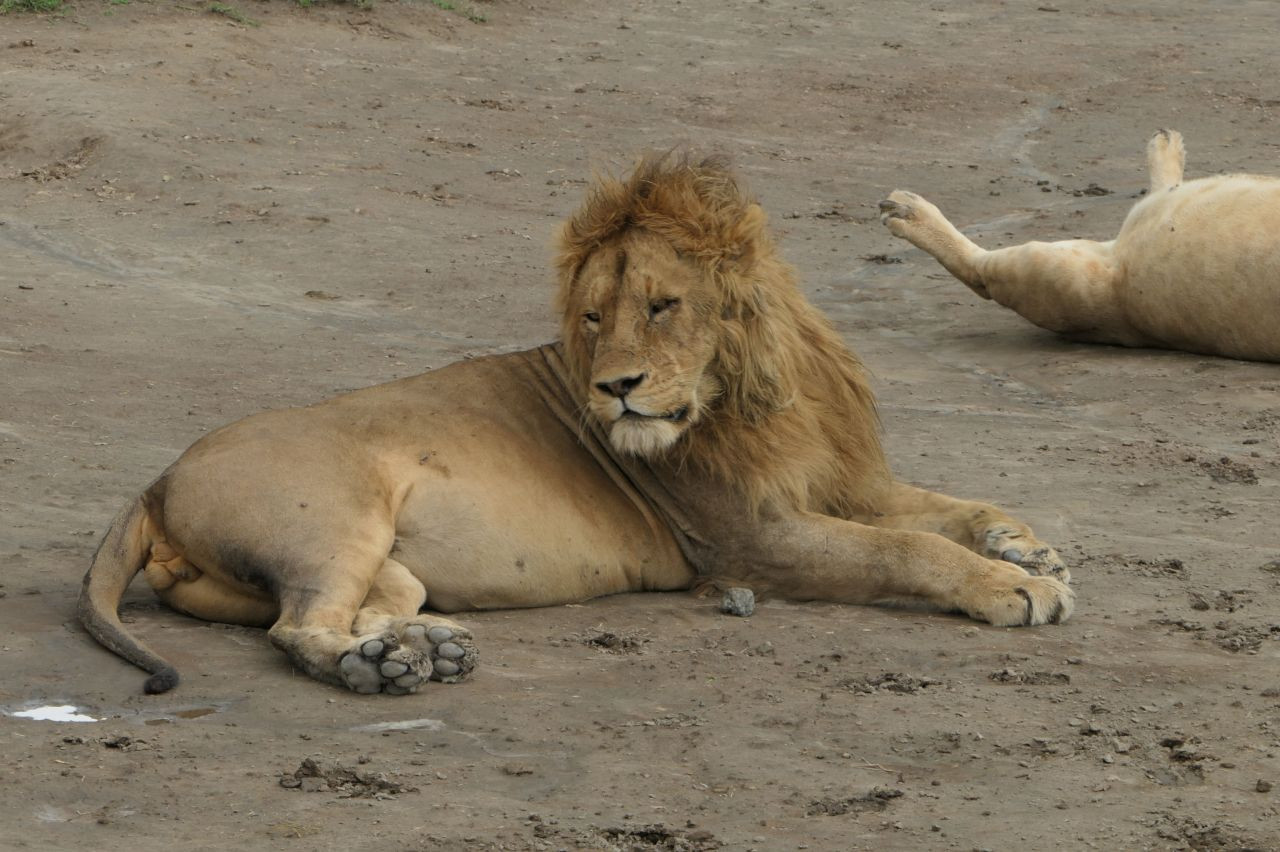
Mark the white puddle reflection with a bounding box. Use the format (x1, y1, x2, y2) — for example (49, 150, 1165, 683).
(351, 717, 446, 732)
(10, 704, 99, 723)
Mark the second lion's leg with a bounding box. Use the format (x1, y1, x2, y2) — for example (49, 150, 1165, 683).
(879, 191, 1140, 345)
(861, 482, 1069, 583)
(1148, 128, 1185, 193)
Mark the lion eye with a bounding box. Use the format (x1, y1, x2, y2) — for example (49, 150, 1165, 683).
(649, 298, 679, 319)
(584, 311, 600, 324)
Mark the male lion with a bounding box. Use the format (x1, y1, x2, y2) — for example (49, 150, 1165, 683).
(879, 130, 1280, 362)
(81, 154, 1073, 696)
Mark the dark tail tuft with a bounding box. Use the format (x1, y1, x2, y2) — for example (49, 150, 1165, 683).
(144, 667, 180, 694)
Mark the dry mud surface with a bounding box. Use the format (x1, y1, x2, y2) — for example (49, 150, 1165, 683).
(2, 2, 1280, 849)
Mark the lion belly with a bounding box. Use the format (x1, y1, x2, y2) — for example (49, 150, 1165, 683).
(390, 468, 693, 612)
(1113, 175, 1280, 360)
(383, 404, 694, 611)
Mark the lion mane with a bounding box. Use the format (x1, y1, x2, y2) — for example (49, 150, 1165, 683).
(554, 153, 889, 517)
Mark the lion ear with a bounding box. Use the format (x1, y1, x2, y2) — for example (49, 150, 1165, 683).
(720, 203, 768, 273)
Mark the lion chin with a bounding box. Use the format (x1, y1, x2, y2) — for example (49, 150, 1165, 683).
(607, 415, 685, 457)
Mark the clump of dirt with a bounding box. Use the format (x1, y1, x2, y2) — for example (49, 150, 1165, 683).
(1152, 814, 1256, 850)
(1213, 622, 1280, 652)
(101, 735, 150, 751)
(1192, 454, 1258, 485)
(575, 627, 651, 654)
(838, 672, 940, 694)
(1159, 735, 1211, 764)
(278, 757, 418, 798)
(806, 787, 904, 816)
(20, 135, 102, 182)
(1091, 553, 1189, 578)
(1070, 182, 1112, 196)
(1188, 589, 1251, 612)
(989, 668, 1070, 685)
(526, 818, 721, 851)
(596, 825, 721, 851)
(1154, 618, 1206, 634)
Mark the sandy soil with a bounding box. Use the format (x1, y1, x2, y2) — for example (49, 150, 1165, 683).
(2, 1, 1279, 849)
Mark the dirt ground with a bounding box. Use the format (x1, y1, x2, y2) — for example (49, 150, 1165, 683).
(2, 0, 1279, 849)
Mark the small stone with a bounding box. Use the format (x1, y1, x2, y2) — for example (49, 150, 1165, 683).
(1258, 780, 1273, 793)
(720, 587, 755, 617)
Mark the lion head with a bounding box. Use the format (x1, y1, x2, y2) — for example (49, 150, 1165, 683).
(555, 153, 888, 515)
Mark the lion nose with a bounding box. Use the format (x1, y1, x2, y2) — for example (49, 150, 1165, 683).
(595, 373, 646, 399)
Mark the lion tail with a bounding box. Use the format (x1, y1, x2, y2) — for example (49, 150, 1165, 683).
(77, 491, 180, 694)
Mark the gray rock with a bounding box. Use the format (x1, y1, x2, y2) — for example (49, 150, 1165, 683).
(721, 587, 755, 617)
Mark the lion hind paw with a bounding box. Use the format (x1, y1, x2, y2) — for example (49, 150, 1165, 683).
(402, 622, 478, 684)
(339, 633, 430, 695)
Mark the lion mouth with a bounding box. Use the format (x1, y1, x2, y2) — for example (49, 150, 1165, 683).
(620, 405, 689, 423)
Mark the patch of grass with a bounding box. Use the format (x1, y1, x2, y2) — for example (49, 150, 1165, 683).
(208, 1, 259, 25)
(295, 0, 374, 8)
(0, 0, 64, 13)
(428, 0, 486, 23)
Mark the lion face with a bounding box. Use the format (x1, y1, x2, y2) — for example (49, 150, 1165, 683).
(567, 228, 721, 457)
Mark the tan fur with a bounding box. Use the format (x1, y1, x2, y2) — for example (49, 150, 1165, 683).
(880, 130, 1280, 361)
(81, 153, 1073, 696)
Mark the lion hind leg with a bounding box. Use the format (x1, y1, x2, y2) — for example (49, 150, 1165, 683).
(144, 541, 277, 626)
(1148, 128, 1185, 193)
(264, 539, 399, 692)
(880, 189, 1138, 344)
(153, 568, 278, 627)
(879, 190, 989, 296)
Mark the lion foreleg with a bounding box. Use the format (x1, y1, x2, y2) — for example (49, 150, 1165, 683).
(730, 513, 1073, 627)
(863, 482, 1069, 583)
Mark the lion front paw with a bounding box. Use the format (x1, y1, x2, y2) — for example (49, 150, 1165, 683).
(966, 570, 1075, 627)
(983, 524, 1071, 584)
